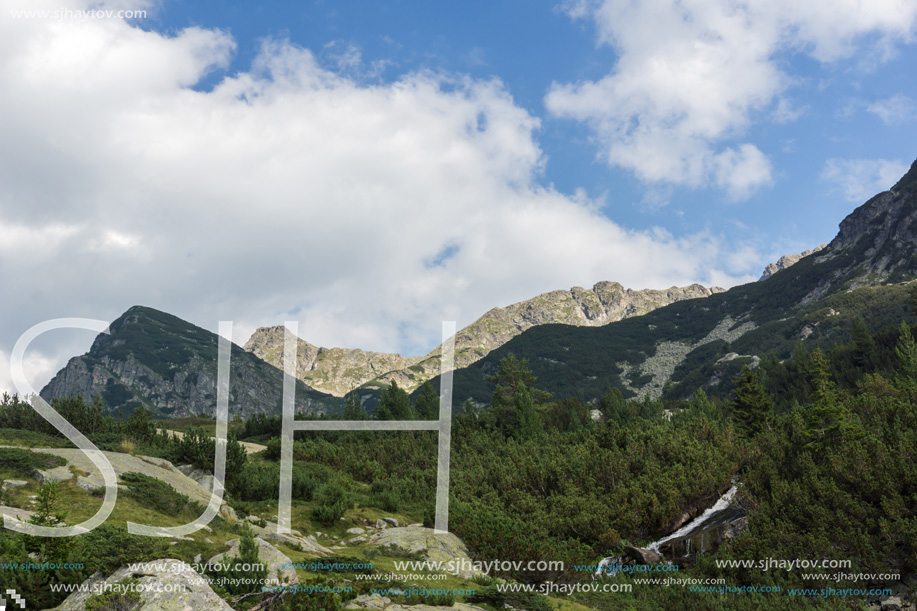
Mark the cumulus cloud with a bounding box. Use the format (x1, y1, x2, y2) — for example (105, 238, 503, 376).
(547, 0, 917, 196)
(821, 158, 910, 202)
(867, 94, 916, 124)
(0, 0, 761, 393)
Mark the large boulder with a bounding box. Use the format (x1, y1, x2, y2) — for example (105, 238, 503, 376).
(208, 536, 298, 588)
(51, 559, 232, 611)
(344, 594, 487, 611)
(248, 521, 333, 556)
(624, 545, 661, 565)
(177, 464, 216, 493)
(0, 505, 34, 521)
(368, 526, 483, 578)
(29, 448, 213, 506)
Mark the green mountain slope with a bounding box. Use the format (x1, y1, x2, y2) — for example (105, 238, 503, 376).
(246, 282, 722, 396)
(40, 306, 343, 418)
(428, 159, 917, 407)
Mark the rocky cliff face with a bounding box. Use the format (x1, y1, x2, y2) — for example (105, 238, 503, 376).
(759, 244, 827, 280)
(243, 327, 423, 397)
(795, 160, 917, 305)
(247, 282, 724, 395)
(41, 306, 341, 418)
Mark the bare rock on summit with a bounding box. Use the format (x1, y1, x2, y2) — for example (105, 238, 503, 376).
(759, 244, 828, 281)
(248, 282, 724, 395)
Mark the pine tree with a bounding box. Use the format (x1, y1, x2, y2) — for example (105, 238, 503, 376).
(894, 322, 917, 391)
(343, 389, 367, 420)
(413, 382, 440, 420)
(732, 365, 773, 436)
(802, 349, 860, 451)
(515, 381, 542, 440)
(851, 316, 877, 369)
(599, 387, 628, 424)
(375, 381, 415, 420)
(488, 353, 551, 409)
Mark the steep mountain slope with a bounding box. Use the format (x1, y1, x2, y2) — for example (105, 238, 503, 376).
(41, 306, 342, 418)
(758, 244, 827, 280)
(428, 159, 917, 406)
(245, 282, 723, 395)
(243, 327, 423, 396)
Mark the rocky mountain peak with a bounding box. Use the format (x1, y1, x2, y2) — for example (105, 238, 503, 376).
(41, 306, 341, 418)
(759, 245, 828, 281)
(246, 281, 725, 396)
(826, 158, 917, 281)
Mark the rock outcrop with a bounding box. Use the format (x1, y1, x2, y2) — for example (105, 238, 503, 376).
(51, 559, 232, 611)
(244, 327, 423, 397)
(208, 536, 298, 587)
(247, 282, 724, 395)
(344, 595, 487, 611)
(368, 526, 483, 578)
(41, 306, 342, 418)
(759, 244, 827, 280)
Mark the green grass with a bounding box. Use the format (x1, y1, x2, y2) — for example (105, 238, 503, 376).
(0, 447, 67, 479)
(0, 428, 74, 448)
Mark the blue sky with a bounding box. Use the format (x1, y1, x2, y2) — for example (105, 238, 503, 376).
(1, 0, 916, 392)
(145, 0, 917, 246)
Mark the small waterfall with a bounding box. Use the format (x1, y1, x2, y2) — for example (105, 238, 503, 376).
(646, 485, 736, 553)
(596, 484, 742, 576)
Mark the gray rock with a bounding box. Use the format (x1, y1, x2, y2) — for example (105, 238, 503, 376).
(30, 448, 213, 506)
(344, 594, 391, 610)
(248, 522, 332, 556)
(369, 526, 483, 578)
(0, 505, 35, 521)
(39, 306, 337, 419)
(375, 518, 389, 529)
(248, 282, 723, 396)
(624, 545, 661, 565)
(50, 559, 232, 611)
(32, 466, 73, 484)
(882, 597, 903, 611)
(381, 517, 399, 527)
(347, 527, 366, 535)
(759, 245, 828, 281)
(2, 480, 29, 488)
(177, 464, 216, 493)
(75, 476, 101, 491)
(384, 605, 488, 611)
(219, 503, 239, 525)
(349, 536, 367, 544)
(209, 536, 297, 588)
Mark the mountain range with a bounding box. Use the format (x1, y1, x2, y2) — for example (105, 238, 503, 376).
(40, 158, 917, 417)
(244, 282, 723, 397)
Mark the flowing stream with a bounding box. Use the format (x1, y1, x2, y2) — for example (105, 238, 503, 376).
(597, 484, 742, 576)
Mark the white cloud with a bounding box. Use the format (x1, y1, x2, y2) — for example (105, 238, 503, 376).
(821, 158, 910, 202)
(547, 0, 917, 196)
(0, 0, 762, 393)
(867, 94, 916, 124)
(713, 144, 774, 200)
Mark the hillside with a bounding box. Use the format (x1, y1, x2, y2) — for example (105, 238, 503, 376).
(427, 159, 917, 406)
(40, 306, 343, 418)
(246, 282, 723, 396)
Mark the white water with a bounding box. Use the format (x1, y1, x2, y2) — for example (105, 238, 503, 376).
(646, 485, 736, 553)
(595, 485, 738, 576)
